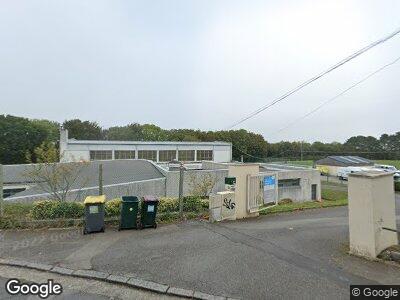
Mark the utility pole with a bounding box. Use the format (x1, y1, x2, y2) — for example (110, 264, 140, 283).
(178, 162, 184, 219)
(241, 155, 244, 163)
(0, 164, 3, 218)
(98, 163, 103, 195)
(300, 141, 303, 161)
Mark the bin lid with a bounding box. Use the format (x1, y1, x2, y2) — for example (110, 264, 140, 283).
(122, 196, 139, 202)
(142, 195, 159, 202)
(84, 195, 106, 204)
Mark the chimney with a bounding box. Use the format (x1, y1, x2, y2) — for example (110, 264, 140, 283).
(59, 127, 68, 161)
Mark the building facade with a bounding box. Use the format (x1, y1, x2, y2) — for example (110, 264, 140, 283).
(59, 129, 232, 163)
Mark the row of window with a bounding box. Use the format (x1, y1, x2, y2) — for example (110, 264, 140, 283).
(89, 150, 213, 162)
(278, 178, 300, 188)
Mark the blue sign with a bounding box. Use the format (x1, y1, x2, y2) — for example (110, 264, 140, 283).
(264, 176, 275, 186)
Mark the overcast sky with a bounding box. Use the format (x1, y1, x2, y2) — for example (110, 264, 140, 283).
(1, 0, 399, 143)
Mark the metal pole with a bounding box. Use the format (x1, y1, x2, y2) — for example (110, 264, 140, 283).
(300, 141, 303, 161)
(0, 164, 3, 218)
(178, 162, 184, 219)
(98, 163, 103, 195)
(241, 155, 244, 163)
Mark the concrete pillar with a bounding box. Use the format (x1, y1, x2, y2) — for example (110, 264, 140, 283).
(59, 128, 68, 162)
(348, 171, 398, 259)
(228, 164, 259, 219)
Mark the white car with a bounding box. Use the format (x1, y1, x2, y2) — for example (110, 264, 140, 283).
(337, 167, 366, 180)
(374, 164, 400, 179)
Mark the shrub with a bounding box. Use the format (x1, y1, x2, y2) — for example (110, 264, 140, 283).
(183, 196, 203, 212)
(4, 203, 33, 219)
(30, 201, 56, 220)
(395, 181, 400, 192)
(200, 199, 209, 209)
(105, 199, 122, 217)
(158, 196, 206, 213)
(30, 200, 84, 220)
(278, 198, 293, 205)
(52, 201, 84, 219)
(158, 197, 178, 213)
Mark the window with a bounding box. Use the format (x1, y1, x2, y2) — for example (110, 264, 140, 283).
(90, 150, 112, 161)
(159, 150, 176, 162)
(178, 150, 195, 161)
(115, 150, 136, 159)
(197, 150, 213, 161)
(278, 178, 300, 188)
(138, 150, 157, 161)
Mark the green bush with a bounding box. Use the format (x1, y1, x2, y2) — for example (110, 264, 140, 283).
(158, 197, 178, 213)
(52, 201, 84, 219)
(278, 198, 293, 205)
(158, 197, 207, 213)
(395, 181, 400, 192)
(31, 200, 84, 220)
(183, 196, 203, 212)
(105, 199, 122, 217)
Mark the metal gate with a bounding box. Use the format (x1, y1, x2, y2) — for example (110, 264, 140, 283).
(247, 172, 278, 213)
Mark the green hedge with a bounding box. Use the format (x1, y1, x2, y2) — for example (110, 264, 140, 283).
(29, 197, 207, 220)
(31, 201, 84, 220)
(105, 199, 122, 217)
(158, 196, 207, 213)
(395, 181, 400, 192)
(30, 200, 124, 220)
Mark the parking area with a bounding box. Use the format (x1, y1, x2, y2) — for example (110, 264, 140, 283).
(1, 195, 399, 299)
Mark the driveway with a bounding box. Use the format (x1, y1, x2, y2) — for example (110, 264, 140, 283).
(1, 195, 399, 299)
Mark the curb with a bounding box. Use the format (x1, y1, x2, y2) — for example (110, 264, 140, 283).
(0, 258, 238, 300)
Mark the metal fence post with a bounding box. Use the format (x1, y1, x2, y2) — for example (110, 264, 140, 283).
(0, 164, 3, 217)
(179, 162, 184, 219)
(98, 163, 103, 195)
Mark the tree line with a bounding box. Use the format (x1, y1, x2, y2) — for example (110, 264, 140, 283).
(1, 114, 399, 165)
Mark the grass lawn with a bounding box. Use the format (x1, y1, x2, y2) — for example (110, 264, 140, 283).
(284, 160, 314, 167)
(272, 160, 400, 170)
(374, 160, 400, 169)
(260, 188, 348, 215)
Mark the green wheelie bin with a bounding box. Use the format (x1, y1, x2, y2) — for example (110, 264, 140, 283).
(83, 195, 106, 234)
(139, 195, 159, 229)
(119, 196, 139, 230)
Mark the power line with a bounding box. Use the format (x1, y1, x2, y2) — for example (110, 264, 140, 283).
(269, 55, 400, 137)
(226, 26, 400, 129)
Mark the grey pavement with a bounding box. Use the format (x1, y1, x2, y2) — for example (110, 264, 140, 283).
(0, 194, 399, 299)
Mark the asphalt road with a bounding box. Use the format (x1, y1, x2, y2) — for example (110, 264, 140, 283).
(0, 194, 399, 299)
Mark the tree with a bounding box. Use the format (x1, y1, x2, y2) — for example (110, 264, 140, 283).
(63, 119, 103, 140)
(0, 115, 50, 164)
(27, 141, 59, 163)
(141, 124, 168, 141)
(24, 161, 89, 201)
(105, 123, 143, 140)
(30, 119, 60, 143)
(187, 172, 217, 197)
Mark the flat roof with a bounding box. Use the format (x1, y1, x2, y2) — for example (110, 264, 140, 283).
(260, 163, 313, 171)
(67, 139, 232, 146)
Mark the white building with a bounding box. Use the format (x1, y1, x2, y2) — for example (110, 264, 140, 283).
(59, 129, 232, 163)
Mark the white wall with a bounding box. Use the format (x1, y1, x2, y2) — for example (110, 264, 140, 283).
(61, 142, 231, 163)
